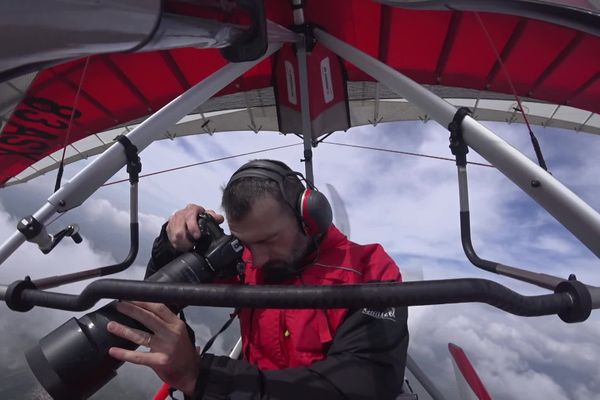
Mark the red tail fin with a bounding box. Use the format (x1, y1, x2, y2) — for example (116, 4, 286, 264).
(448, 343, 492, 400)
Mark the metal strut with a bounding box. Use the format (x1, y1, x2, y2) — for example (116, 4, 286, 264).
(27, 137, 143, 290)
(292, 0, 316, 184)
(447, 108, 596, 297)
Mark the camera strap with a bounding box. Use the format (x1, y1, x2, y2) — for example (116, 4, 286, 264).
(172, 310, 240, 400)
(200, 309, 240, 357)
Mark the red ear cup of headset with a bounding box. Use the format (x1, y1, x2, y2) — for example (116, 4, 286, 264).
(299, 188, 333, 237)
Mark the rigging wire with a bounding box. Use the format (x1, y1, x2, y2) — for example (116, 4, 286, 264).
(41, 143, 302, 243)
(101, 138, 494, 189)
(474, 12, 550, 172)
(100, 139, 495, 189)
(54, 56, 91, 192)
(101, 142, 302, 186)
(45, 210, 67, 228)
(321, 141, 494, 168)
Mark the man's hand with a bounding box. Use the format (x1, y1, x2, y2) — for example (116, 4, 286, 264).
(107, 301, 200, 396)
(166, 204, 225, 252)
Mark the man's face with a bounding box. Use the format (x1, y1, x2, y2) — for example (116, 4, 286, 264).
(228, 194, 310, 275)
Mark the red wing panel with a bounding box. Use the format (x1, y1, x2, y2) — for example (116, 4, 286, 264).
(570, 73, 600, 111)
(306, 44, 350, 134)
(274, 43, 350, 136)
(442, 13, 521, 88)
(1, 95, 85, 184)
(274, 44, 300, 115)
(533, 34, 600, 102)
(110, 52, 183, 110)
(305, 0, 381, 57)
(386, 9, 452, 84)
(488, 21, 578, 94)
(305, 0, 381, 82)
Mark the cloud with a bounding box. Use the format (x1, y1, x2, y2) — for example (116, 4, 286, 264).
(77, 197, 165, 261)
(530, 232, 578, 255)
(409, 304, 600, 400)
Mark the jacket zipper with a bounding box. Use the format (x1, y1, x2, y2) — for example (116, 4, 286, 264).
(279, 310, 290, 365)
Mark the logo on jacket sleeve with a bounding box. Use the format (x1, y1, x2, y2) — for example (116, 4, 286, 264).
(361, 307, 396, 321)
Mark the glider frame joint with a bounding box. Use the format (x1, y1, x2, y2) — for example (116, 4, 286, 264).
(116, 135, 142, 185)
(291, 23, 317, 53)
(220, 0, 268, 62)
(4, 276, 36, 312)
(555, 278, 592, 323)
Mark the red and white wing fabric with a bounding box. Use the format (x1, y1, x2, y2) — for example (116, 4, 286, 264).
(449, 343, 493, 400)
(1, 0, 600, 186)
(274, 42, 350, 135)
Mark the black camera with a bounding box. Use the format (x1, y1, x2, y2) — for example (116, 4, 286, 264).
(25, 214, 244, 400)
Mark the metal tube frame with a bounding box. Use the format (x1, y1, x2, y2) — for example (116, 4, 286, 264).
(315, 28, 600, 260)
(1, 278, 584, 318)
(0, 40, 286, 265)
(31, 182, 140, 290)
(457, 165, 576, 289)
(297, 35, 315, 183)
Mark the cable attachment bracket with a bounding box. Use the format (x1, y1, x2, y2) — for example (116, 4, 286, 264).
(301, 148, 313, 164)
(448, 107, 472, 167)
(116, 135, 142, 185)
(17, 216, 82, 254)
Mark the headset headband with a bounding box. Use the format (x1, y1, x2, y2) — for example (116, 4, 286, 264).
(227, 160, 332, 238)
(227, 160, 312, 190)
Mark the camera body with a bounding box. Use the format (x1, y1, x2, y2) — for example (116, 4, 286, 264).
(150, 213, 244, 284)
(26, 214, 244, 400)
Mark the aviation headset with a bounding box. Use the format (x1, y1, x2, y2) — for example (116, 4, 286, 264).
(226, 160, 333, 238)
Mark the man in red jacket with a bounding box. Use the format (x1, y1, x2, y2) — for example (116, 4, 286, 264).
(107, 159, 409, 399)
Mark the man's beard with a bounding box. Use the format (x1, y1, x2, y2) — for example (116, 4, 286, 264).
(261, 242, 310, 284)
(262, 259, 300, 283)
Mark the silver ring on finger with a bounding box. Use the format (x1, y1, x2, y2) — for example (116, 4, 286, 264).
(144, 334, 152, 348)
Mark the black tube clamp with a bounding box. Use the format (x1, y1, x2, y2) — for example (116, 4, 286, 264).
(448, 107, 471, 167)
(554, 280, 592, 323)
(221, 0, 268, 62)
(5, 277, 36, 312)
(116, 135, 141, 184)
(292, 23, 317, 53)
(17, 216, 44, 240)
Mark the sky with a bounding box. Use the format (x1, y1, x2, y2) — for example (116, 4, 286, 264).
(0, 118, 599, 399)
